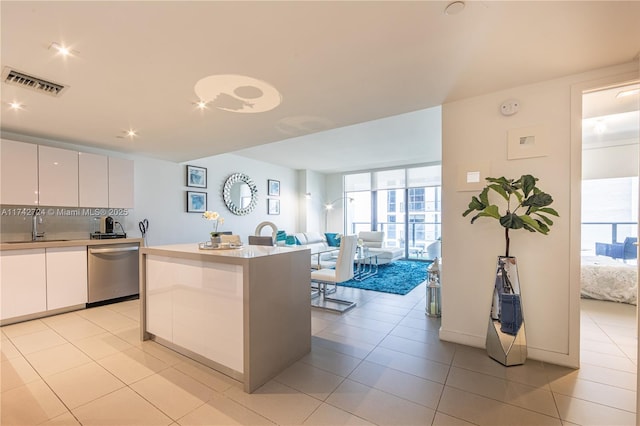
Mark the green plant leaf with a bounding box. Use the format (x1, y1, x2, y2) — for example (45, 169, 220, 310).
(483, 204, 500, 219)
(536, 219, 550, 234)
(521, 174, 537, 197)
(488, 184, 509, 201)
(479, 187, 489, 206)
(522, 192, 553, 208)
(486, 177, 509, 185)
(535, 213, 554, 226)
(519, 215, 545, 233)
(471, 209, 501, 224)
(462, 196, 485, 217)
(500, 213, 524, 229)
(537, 207, 559, 217)
(501, 182, 515, 194)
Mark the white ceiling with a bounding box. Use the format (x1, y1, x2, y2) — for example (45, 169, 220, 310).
(1, 1, 639, 173)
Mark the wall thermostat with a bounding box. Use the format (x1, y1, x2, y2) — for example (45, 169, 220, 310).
(500, 99, 520, 116)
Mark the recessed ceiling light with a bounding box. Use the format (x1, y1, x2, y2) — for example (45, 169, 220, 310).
(444, 1, 465, 15)
(194, 100, 208, 110)
(49, 42, 78, 57)
(8, 101, 24, 110)
(616, 88, 640, 98)
(117, 129, 138, 139)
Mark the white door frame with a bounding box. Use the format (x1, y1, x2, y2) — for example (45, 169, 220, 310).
(569, 71, 639, 368)
(570, 70, 639, 421)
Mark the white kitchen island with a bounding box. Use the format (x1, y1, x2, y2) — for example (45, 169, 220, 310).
(140, 243, 311, 393)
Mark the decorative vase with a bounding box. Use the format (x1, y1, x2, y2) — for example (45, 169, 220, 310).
(210, 235, 221, 247)
(426, 258, 441, 317)
(486, 256, 527, 366)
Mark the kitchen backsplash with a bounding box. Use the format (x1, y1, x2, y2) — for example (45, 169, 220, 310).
(0, 205, 133, 242)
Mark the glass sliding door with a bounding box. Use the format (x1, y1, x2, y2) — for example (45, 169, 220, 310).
(344, 173, 373, 235)
(407, 166, 441, 260)
(345, 191, 372, 234)
(407, 187, 426, 258)
(406, 186, 441, 259)
(376, 189, 406, 251)
(342, 164, 441, 262)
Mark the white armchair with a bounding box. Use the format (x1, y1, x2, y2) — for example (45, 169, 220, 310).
(358, 231, 403, 264)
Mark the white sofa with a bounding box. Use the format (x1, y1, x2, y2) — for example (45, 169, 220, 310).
(358, 231, 404, 265)
(292, 231, 403, 267)
(292, 231, 340, 268)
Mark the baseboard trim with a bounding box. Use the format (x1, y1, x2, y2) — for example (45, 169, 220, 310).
(439, 327, 578, 368)
(439, 328, 485, 349)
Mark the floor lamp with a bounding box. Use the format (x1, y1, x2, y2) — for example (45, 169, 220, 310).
(324, 196, 353, 232)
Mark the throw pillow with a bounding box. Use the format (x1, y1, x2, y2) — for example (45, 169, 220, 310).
(285, 235, 297, 245)
(325, 233, 341, 247)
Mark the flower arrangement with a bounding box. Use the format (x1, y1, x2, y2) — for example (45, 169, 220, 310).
(202, 211, 225, 237)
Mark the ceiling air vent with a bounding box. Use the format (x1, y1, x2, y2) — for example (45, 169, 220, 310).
(2, 67, 68, 97)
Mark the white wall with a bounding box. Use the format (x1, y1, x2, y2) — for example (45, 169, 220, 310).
(325, 174, 346, 233)
(441, 61, 639, 367)
(134, 153, 299, 246)
(295, 170, 327, 233)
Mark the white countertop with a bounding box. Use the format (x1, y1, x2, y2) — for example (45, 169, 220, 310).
(142, 242, 310, 260)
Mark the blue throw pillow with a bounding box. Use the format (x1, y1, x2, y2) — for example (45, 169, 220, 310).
(325, 233, 341, 247)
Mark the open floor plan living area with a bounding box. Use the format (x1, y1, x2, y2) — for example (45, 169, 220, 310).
(1, 285, 637, 426)
(1, 2, 640, 425)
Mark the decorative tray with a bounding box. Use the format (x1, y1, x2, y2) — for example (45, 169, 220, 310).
(198, 242, 243, 250)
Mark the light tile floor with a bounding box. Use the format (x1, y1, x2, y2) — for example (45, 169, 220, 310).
(0, 284, 636, 425)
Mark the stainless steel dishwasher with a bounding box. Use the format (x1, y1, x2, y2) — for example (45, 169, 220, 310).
(87, 243, 139, 305)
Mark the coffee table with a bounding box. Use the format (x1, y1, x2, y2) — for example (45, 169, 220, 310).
(354, 248, 378, 281)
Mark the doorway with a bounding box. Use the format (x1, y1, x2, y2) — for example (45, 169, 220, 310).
(580, 81, 639, 372)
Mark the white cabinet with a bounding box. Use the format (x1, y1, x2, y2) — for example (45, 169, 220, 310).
(38, 146, 79, 207)
(108, 157, 134, 208)
(0, 140, 133, 209)
(0, 139, 39, 205)
(46, 247, 87, 310)
(1, 246, 88, 322)
(79, 152, 108, 207)
(0, 249, 47, 320)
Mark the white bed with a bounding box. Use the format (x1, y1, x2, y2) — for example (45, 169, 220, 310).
(581, 256, 638, 305)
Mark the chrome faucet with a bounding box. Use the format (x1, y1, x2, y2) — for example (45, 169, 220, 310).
(32, 209, 45, 241)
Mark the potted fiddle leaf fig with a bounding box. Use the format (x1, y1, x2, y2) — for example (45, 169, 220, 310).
(462, 174, 559, 366)
(462, 174, 558, 257)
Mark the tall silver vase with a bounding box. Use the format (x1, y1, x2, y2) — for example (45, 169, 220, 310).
(486, 256, 527, 366)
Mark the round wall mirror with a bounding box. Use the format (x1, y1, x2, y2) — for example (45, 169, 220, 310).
(223, 173, 258, 215)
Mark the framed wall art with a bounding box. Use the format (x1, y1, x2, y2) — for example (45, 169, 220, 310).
(268, 198, 280, 215)
(267, 179, 280, 196)
(186, 165, 207, 188)
(186, 191, 207, 213)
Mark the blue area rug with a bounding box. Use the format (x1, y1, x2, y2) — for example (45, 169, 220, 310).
(340, 260, 431, 295)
